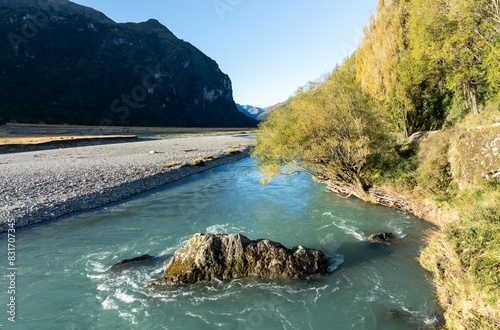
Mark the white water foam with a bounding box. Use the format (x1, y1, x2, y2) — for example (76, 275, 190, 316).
(323, 212, 366, 241)
(185, 311, 210, 324)
(206, 223, 248, 234)
(97, 284, 110, 292)
(334, 222, 365, 241)
(101, 296, 118, 310)
(327, 254, 345, 273)
(115, 289, 136, 304)
(118, 311, 137, 325)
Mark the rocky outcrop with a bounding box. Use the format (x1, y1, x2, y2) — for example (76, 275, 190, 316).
(451, 124, 500, 189)
(148, 233, 329, 286)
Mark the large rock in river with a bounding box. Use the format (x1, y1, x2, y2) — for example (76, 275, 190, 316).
(148, 233, 329, 286)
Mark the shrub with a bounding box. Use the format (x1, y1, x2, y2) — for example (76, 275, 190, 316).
(415, 130, 457, 199)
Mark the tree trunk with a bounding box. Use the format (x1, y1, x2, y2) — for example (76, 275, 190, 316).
(463, 83, 480, 115)
(326, 176, 368, 201)
(469, 86, 479, 115)
(353, 175, 369, 201)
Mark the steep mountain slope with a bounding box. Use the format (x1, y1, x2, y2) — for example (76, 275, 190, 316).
(0, 0, 256, 127)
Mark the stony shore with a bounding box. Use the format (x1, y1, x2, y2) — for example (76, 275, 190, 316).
(0, 134, 254, 231)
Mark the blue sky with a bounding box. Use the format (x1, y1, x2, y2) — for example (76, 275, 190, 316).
(72, 0, 377, 108)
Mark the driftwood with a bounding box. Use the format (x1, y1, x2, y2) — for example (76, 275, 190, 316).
(326, 181, 353, 198)
(368, 188, 413, 213)
(325, 180, 413, 214)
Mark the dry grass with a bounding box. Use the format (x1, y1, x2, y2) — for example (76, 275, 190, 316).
(223, 146, 242, 155)
(188, 158, 207, 166)
(0, 123, 255, 148)
(419, 180, 500, 329)
(455, 101, 500, 130)
(0, 123, 255, 139)
(163, 161, 182, 169)
(420, 226, 500, 328)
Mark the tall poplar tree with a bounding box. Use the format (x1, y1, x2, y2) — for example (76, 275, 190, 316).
(355, 0, 427, 139)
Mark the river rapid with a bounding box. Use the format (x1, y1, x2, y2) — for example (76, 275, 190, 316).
(1, 158, 442, 329)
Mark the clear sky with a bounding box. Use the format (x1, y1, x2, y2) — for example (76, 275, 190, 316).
(71, 0, 377, 108)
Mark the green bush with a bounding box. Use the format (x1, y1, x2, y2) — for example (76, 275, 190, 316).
(415, 130, 457, 198)
(371, 145, 418, 188)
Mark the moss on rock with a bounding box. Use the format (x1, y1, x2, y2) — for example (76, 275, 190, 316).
(452, 124, 500, 189)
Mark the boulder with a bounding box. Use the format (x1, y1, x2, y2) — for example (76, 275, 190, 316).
(367, 232, 397, 242)
(148, 233, 329, 286)
(386, 308, 445, 329)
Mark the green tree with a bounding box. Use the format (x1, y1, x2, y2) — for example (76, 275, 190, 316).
(405, 0, 498, 118)
(478, 0, 500, 99)
(442, 0, 486, 115)
(398, 0, 451, 130)
(253, 57, 385, 200)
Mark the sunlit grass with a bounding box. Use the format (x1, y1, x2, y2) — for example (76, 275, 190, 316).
(420, 183, 500, 329)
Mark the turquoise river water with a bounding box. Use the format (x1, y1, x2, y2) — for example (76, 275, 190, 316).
(1, 158, 443, 329)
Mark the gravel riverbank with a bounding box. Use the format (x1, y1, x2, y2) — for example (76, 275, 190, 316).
(0, 135, 254, 231)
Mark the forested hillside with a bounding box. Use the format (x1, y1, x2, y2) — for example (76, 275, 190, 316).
(253, 0, 499, 328)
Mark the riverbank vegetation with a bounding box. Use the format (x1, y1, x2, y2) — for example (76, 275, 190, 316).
(252, 0, 499, 328)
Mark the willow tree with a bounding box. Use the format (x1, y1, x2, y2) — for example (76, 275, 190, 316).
(252, 56, 385, 200)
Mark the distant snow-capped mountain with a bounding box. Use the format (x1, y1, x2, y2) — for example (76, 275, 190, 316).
(237, 102, 286, 121)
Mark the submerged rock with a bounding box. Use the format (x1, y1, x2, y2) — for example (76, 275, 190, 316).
(148, 233, 329, 286)
(109, 254, 155, 271)
(386, 308, 445, 329)
(367, 232, 397, 242)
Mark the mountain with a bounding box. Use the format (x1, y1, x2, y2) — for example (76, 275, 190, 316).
(237, 102, 286, 121)
(0, 0, 257, 127)
(236, 104, 265, 121)
(257, 102, 286, 121)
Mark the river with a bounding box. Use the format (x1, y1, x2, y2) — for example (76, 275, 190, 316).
(1, 158, 442, 329)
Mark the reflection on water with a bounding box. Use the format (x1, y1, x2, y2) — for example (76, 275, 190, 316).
(2, 158, 442, 329)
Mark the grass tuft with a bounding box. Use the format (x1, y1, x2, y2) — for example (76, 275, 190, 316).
(163, 161, 182, 169)
(224, 146, 241, 155)
(188, 158, 206, 166)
